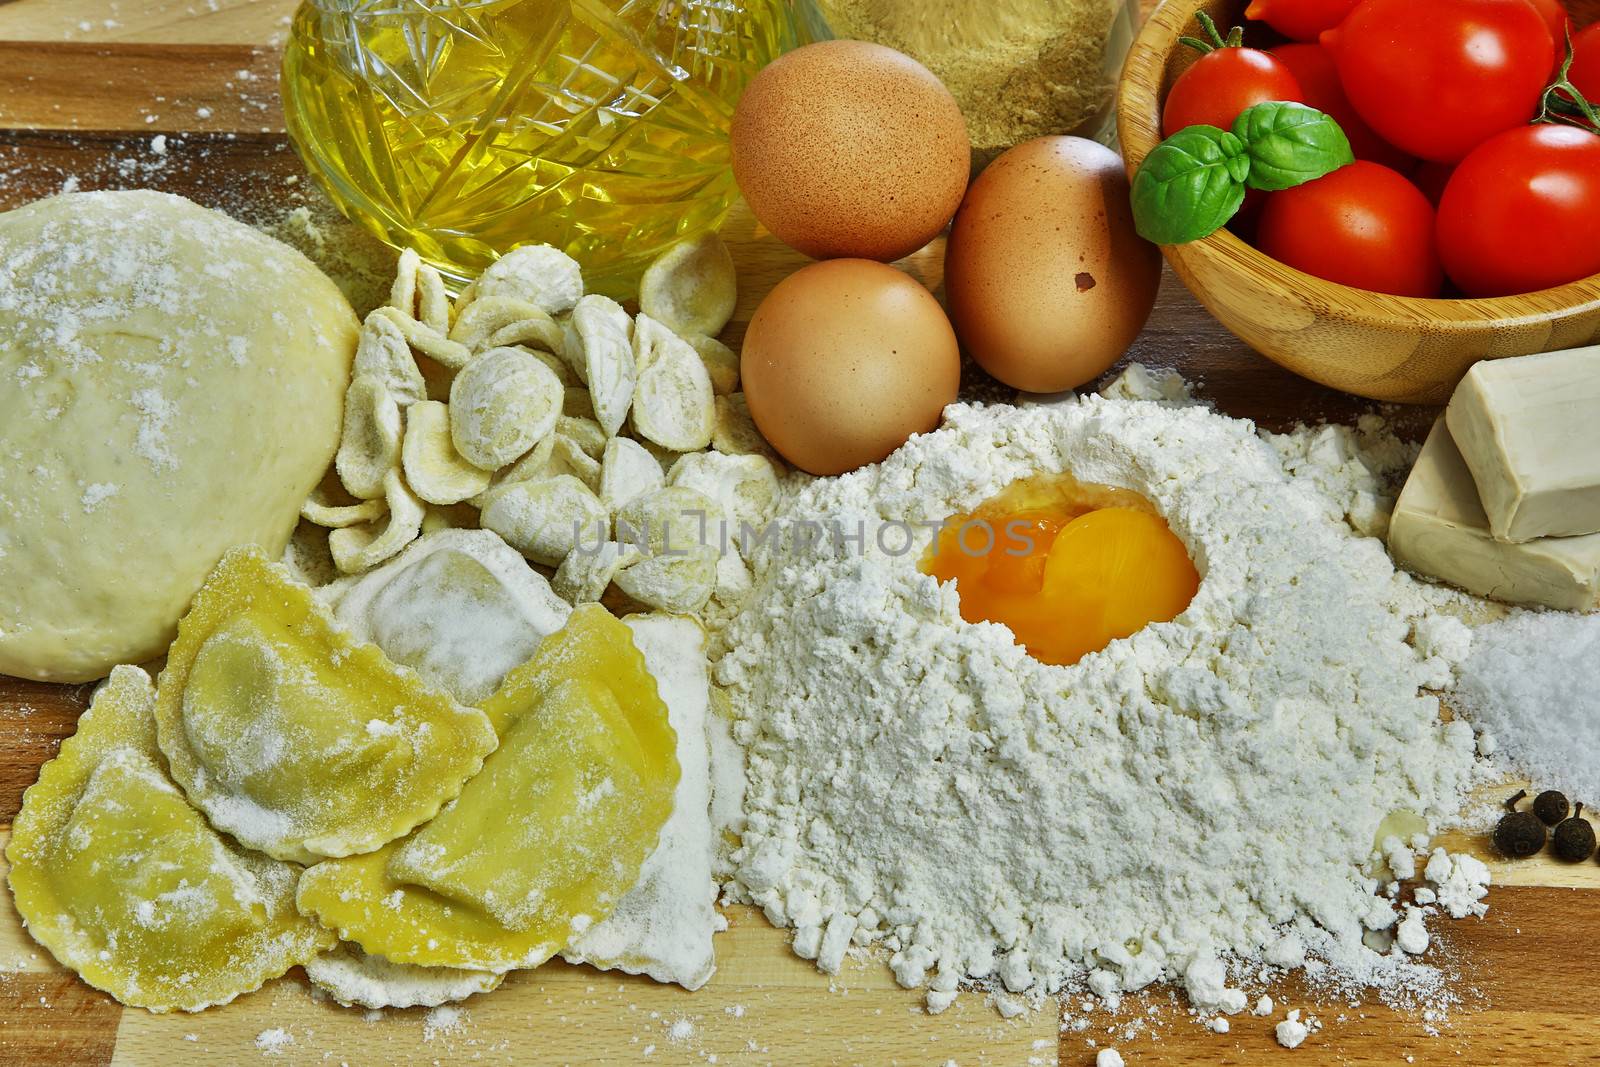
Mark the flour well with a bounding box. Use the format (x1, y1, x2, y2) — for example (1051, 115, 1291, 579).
(716, 384, 1480, 1011)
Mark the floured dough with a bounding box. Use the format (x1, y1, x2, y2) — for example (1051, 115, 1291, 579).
(322, 528, 570, 705)
(304, 943, 502, 1010)
(564, 615, 720, 989)
(154, 548, 498, 863)
(6, 666, 335, 1012)
(295, 606, 679, 972)
(0, 190, 357, 682)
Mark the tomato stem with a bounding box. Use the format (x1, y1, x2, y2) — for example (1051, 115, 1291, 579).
(1538, 27, 1600, 134)
(1179, 12, 1243, 56)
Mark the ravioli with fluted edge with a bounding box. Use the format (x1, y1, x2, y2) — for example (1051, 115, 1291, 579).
(155, 547, 498, 864)
(295, 605, 679, 972)
(6, 666, 336, 1012)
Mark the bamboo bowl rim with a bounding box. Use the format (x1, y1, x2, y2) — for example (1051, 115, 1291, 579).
(1116, 0, 1600, 330)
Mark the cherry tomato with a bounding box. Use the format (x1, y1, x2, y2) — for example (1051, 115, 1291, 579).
(1322, 0, 1556, 163)
(1437, 124, 1600, 296)
(1525, 0, 1571, 48)
(1256, 161, 1443, 297)
(1270, 43, 1411, 170)
(1162, 46, 1302, 136)
(1568, 23, 1600, 101)
(1244, 0, 1360, 41)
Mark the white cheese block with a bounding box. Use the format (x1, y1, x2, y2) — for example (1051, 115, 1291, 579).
(1445, 346, 1600, 543)
(1389, 420, 1600, 611)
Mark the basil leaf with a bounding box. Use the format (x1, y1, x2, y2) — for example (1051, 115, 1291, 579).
(1232, 102, 1354, 192)
(1130, 126, 1251, 245)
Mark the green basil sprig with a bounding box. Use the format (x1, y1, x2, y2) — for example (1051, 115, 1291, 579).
(1233, 102, 1354, 191)
(1131, 101, 1354, 245)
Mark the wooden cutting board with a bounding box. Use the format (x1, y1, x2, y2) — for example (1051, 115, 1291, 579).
(1, 2, 1598, 1064)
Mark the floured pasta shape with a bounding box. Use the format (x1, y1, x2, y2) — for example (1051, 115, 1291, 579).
(638, 233, 738, 339)
(631, 315, 715, 452)
(600, 437, 665, 512)
(336, 375, 403, 500)
(305, 943, 501, 1010)
(402, 400, 491, 506)
(568, 295, 635, 437)
(460, 244, 584, 316)
(712, 392, 780, 461)
(686, 333, 740, 396)
(553, 540, 644, 605)
(295, 606, 679, 973)
(353, 312, 429, 408)
(613, 487, 721, 613)
(390, 249, 451, 336)
(668, 451, 782, 532)
(550, 434, 602, 492)
(154, 548, 498, 864)
(480, 475, 609, 568)
(325, 528, 570, 706)
(564, 615, 719, 990)
(301, 490, 387, 530)
(370, 305, 472, 371)
(450, 346, 563, 471)
(329, 470, 426, 573)
(7, 666, 335, 1012)
(469, 434, 557, 509)
(449, 296, 564, 356)
(559, 415, 608, 460)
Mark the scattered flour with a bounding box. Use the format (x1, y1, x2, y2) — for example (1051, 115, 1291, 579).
(253, 1027, 293, 1055)
(717, 378, 1480, 1014)
(1450, 609, 1600, 799)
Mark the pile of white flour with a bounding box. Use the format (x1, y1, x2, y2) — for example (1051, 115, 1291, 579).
(714, 376, 1481, 1012)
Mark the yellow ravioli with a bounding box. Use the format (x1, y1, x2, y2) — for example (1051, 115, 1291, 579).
(155, 548, 498, 863)
(295, 605, 678, 972)
(6, 666, 335, 1012)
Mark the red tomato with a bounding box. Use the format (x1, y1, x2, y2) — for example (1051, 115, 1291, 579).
(1525, 0, 1571, 47)
(1162, 47, 1303, 136)
(1256, 161, 1443, 297)
(1569, 23, 1600, 100)
(1244, 0, 1361, 41)
(1437, 124, 1600, 296)
(1322, 0, 1556, 163)
(1270, 44, 1411, 170)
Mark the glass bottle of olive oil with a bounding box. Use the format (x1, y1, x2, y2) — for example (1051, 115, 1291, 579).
(282, 0, 824, 297)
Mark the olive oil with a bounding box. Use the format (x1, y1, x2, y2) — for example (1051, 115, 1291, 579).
(282, 0, 821, 297)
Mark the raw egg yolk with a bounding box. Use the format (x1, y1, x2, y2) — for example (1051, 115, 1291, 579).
(922, 476, 1200, 667)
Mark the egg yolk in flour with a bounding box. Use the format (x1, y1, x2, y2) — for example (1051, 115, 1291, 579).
(922, 475, 1200, 666)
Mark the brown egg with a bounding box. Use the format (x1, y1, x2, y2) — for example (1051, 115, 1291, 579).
(943, 136, 1161, 393)
(743, 259, 959, 475)
(731, 40, 970, 263)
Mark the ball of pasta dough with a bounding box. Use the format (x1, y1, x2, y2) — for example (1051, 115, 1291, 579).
(0, 191, 358, 682)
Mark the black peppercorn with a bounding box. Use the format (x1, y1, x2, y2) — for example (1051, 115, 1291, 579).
(1534, 789, 1570, 826)
(1553, 803, 1597, 863)
(1494, 790, 1547, 859)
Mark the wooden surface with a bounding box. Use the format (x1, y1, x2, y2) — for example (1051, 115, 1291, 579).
(1118, 0, 1600, 404)
(1, 2, 1598, 1065)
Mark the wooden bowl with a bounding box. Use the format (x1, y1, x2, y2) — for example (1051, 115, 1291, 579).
(1117, 0, 1600, 403)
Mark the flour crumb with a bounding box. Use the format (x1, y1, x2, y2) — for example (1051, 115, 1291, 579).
(1253, 995, 1275, 1017)
(1275, 1010, 1311, 1049)
(254, 1028, 293, 1055)
(1096, 1049, 1126, 1067)
(422, 1005, 467, 1041)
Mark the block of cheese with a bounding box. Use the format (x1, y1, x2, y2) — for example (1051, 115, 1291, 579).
(1445, 346, 1600, 543)
(1389, 420, 1600, 611)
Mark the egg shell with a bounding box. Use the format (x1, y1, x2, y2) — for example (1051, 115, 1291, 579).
(944, 136, 1161, 394)
(742, 259, 959, 476)
(731, 40, 971, 263)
